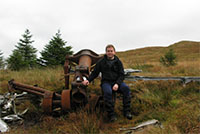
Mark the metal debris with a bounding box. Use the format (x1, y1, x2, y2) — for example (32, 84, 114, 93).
(120, 119, 163, 132)
(123, 69, 200, 84)
(124, 68, 142, 76)
(2, 114, 22, 123)
(8, 49, 104, 114)
(0, 119, 9, 133)
(125, 75, 200, 84)
(0, 92, 29, 133)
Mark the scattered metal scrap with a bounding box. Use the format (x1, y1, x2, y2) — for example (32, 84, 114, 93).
(125, 75, 200, 84)
(0, 119, 9, 133)
(124, 68, 142, 76)
(120, 119, 162, 133)
(0, 92, 29, 133)
(124, 68, 200, 84)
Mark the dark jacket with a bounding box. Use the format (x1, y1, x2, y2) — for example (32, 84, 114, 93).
(88, 55, 125, 85)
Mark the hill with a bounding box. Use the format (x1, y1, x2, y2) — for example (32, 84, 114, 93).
(116, 41, 200, 68)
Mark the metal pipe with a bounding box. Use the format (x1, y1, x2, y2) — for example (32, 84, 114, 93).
(12, 86, 44, 97)
(9, 80, 61, 98)
(10, 81, 45, 94)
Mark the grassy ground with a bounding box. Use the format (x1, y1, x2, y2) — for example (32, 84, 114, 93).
(0, 41, 200, 134)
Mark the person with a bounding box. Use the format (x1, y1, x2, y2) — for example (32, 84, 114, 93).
(82, 44, 132, 122)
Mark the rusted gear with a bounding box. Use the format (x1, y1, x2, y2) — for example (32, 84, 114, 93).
(61, 90, 71, 112)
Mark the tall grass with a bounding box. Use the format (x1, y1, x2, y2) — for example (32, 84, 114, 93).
(68, 109, 102, 134)
(128, 60, 200, 76)
(129, 81, 200, 133)
(0, 66, 65, 93)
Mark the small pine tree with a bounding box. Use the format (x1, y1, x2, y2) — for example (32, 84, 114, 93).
(40, 30, 73, 66)
(7, 29, 38, 70)
(160, 48, 177, 66)
(0, 50, 4, 69)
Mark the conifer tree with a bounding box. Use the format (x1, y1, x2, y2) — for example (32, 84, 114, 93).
(40, 30, 73, 66)
(7, 29, 38, 70)
(7, 50, 24, 70)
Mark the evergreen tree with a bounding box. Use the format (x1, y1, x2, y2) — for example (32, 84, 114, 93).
(40, 30, 73, 66)
(160, 48, 177, 66)
(7, 29, 37, 70)
(6, 50, 24, 70)
(0, 50, 4, 69)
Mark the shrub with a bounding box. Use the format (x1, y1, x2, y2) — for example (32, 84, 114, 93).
(160, 49, 177, 66)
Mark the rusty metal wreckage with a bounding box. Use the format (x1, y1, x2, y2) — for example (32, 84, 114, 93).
(7, 49, 200, 115)
(8, 49, 104, 114)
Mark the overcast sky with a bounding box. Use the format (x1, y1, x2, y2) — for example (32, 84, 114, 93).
(0, 0, 200, 58)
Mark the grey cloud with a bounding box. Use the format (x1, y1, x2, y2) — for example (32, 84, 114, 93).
(0, 0, 200, 58)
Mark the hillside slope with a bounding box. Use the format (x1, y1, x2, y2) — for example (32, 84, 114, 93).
(116, 41, 200, 68)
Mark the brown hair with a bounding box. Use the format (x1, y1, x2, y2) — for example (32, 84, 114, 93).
(105, 44, 116, 52)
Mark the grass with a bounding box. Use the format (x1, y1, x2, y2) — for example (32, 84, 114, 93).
(0, 41, 200, 134)
(126, 60, 200, 76)
(129, 81, 200, 134)
(1, 70, 199, 134)
(0, 66, 66, 93)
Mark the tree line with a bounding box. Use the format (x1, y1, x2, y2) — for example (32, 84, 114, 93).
(0, 29, 73, 70)
(0, 29, 177, 70)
